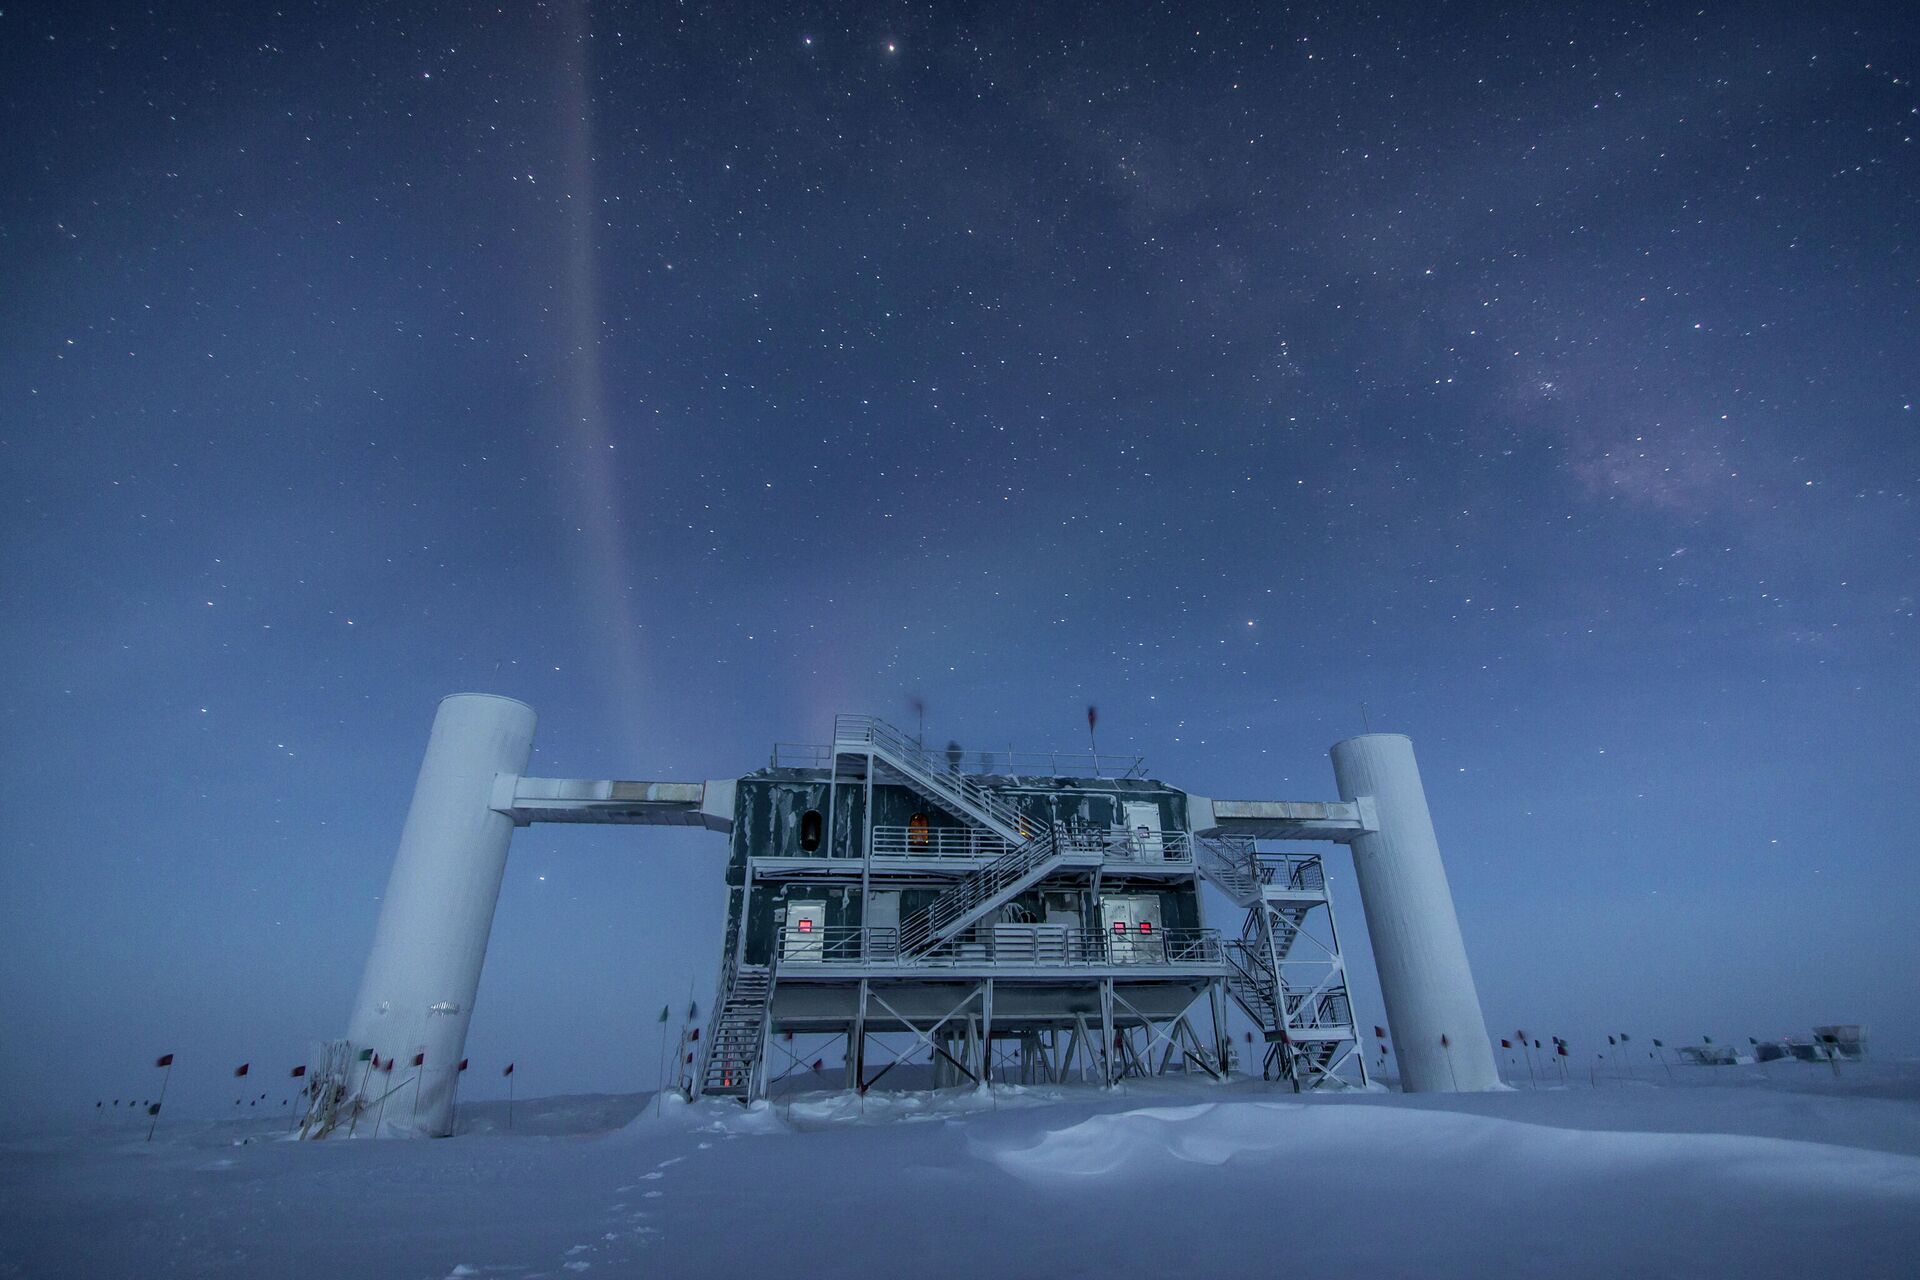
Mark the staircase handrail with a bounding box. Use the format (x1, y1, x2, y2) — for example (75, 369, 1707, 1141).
(897, 824, 1064, 953)
(836, 715, 1032, 842)
(1195, 834, 1262, 902)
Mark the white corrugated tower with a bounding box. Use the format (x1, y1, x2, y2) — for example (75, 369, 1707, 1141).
(343, 694, 535, 1135)
(1330, 733, 1498, 1092)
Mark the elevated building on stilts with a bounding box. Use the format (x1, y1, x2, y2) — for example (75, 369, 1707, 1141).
(317, 698, 1497, 1136)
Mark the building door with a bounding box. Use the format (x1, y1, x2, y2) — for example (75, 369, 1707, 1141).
(1100, 894, 1164, 964)
(783, 900, 826, 962)
(865, 891, 900, 960)
(1123, 801, 1164, 862)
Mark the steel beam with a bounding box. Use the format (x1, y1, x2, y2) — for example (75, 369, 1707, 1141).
(490, 775, 736, 831)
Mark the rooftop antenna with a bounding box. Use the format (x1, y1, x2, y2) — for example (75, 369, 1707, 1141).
(1086, 705, 1099, 776)
(1360, 701, 1371, 734)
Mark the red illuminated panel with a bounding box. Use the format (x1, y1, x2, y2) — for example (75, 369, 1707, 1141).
(797, 918, 814, 933)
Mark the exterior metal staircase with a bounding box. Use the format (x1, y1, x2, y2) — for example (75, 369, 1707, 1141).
(1200, 836, 1361, 1087)
(835, 715, 1091, 956)
(1222, 940, 1284, 1034)
(698, 961, 773, 1100)
(896, 826, 1087, 954)
(834, 715, 1033, 843)
(1195, 834, 1262, 905)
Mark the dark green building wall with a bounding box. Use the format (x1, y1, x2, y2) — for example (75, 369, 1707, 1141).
(726, 770, 1199, 966)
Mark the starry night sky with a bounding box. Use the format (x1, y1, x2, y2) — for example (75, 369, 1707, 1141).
(3, 2, 1916, 1123)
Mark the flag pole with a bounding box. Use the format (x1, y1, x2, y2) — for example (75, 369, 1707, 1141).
(147, 1059, 173, 1143)
(655, 1005, 671, 1116)
(373, 1064, 393, 1137)
(347, 1051, 377, 1137)
(409, 1061, 423, 1134)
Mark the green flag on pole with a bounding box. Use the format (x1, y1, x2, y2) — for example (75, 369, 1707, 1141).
(658, 1005, 670, 1023)
(357, 1048, 374, 1062)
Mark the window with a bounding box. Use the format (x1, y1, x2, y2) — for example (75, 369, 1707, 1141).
(908, 812, 930, 848)
(799, 809, 823, 852)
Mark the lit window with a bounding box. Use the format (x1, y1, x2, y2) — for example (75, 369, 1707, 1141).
(1139, 921, 1152, 934)
(797, 918, 813, 933)
(908, 813, 930, 848)
(799, 809, 823, 852)
(1112, 921, 1126, 933)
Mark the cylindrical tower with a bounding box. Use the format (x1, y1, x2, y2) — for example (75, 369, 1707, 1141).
(345, 694, 535, 1135)
(1330, 733, 1498, 1092)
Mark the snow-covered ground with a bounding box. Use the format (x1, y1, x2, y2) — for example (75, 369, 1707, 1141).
(5, 1063, 1918, 1279)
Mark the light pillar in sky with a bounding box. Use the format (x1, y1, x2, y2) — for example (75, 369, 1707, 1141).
(1330, 733, 1499, 1092)
(344, 693, 535, 1136)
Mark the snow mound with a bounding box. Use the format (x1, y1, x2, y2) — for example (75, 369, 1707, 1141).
(986, 1096, 1920, 1202)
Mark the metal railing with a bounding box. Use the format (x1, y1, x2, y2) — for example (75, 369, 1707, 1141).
(1196, 834, 1261, 900)
(698, 955, 774, 1098)
(775, 925, 1223, 968)
(1286, 987, 1353, 1031)
(1059, 826, 1193, 863)
(771, 742, 835, 769)
(771, 738, 1148, 778)
(835, 714, 1034, 843)
(1223, 940, 1353, 1036)
(1260, 854, 1327, 891)
(1198, 838, 1327, 901)
(871, 826, 1015, 859)
(871, 824, 1191, 863)
(775, 926, 891, 964)
(1222, 939, 1280, 1023)
(897, 825, 1065, 953)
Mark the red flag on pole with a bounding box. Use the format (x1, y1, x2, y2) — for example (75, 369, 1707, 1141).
(290, 1065, 307, 1078)
(412, 1053, 425, 1068)
(155, 1054, 174, 1068)
(1087, 705, 1098, 730)
(1556, 1044, 1569, 1057)
(1440, 1034, 1450, 1048)
(379, 1057, 392, 1073)
(233, 1063, 249, 1078)
(458, 1059, 469, 1072)
(503, 1063, 514, 1077)
(690, 1028, 700, 1042)
(1374, 1026, 1386, 1039)
(1501, 1039, 1512, 1048)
